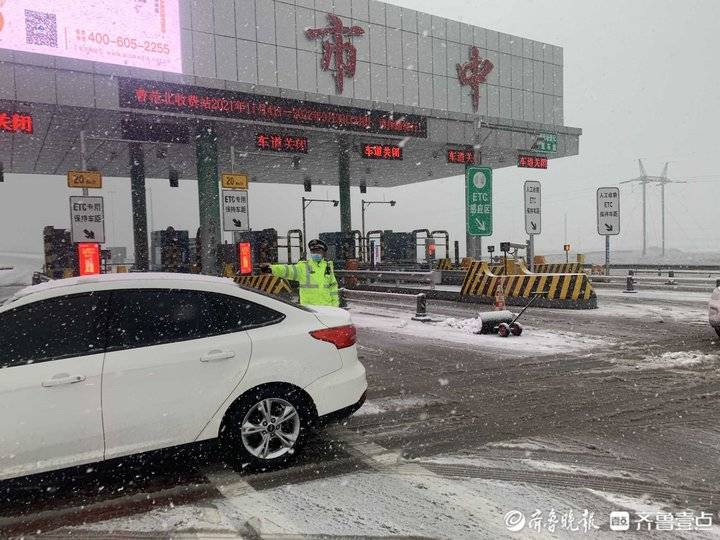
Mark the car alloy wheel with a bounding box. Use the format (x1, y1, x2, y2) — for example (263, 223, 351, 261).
(240, 398, 301, 460)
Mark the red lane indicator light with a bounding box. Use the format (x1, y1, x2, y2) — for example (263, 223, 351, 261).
(77, 243, 101, 276)
(238, 242, 253, 275)
(310, 324, 357, 349)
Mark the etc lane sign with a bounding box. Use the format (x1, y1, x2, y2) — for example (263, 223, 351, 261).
(524, 181, 541, 235)
(222, 190, 249, 232)
(69, 196, 105, 243)
(597, 187, 620, 235)
(466, 166, 493, 236)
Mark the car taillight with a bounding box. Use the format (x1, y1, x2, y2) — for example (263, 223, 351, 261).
(310, 324, 356, 349)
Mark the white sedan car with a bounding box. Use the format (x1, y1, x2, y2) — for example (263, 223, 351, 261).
(0, 273, 367, 480)
(710, 286, 720, 337)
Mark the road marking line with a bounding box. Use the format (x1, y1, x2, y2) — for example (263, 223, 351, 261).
(201, 465, 255, 498)
(200, 464, 296, 536)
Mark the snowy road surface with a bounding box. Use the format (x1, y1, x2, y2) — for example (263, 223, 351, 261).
(1, 282, 719, 537)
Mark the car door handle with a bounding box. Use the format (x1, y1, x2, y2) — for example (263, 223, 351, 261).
(200, 350, 236, 362)
(42, 375, 87, 388)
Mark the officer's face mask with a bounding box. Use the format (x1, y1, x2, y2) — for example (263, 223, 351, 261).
(310, 253, 323, 262)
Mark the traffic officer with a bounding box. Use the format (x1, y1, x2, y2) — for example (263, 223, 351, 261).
(261, 239, 340, 307)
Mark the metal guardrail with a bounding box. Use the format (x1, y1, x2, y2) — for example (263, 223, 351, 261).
(335, 269, 438, 288)
(339, 288, 431, 321)
(590, 274, 720, 288)
(602, 263, 720, 272)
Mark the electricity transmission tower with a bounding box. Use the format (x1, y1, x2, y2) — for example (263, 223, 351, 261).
(620, 160, 685, 257)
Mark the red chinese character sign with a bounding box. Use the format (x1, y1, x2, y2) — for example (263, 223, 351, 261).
(447, 148, 475, 165)
(456, 46, 494, 112)
(306, 14, 365, 94)
(518, 155, 548, 169)
(256, 133, 308, 153)
(0, 111, 33, 134)
(361, 143, 403, 161)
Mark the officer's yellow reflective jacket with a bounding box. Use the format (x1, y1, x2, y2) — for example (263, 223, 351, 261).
(270, 258, 339, 307)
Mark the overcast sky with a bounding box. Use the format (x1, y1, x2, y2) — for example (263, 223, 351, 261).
(2, 0, 720, 260)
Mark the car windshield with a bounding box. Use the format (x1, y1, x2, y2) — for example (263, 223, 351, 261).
(1, 0, 719, 537)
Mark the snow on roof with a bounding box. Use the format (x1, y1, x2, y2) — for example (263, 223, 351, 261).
(8, 272, 237, 304)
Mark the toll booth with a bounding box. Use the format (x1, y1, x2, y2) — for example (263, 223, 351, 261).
(150, 227, 191, 272)
(319, 232, 358, 264)
(216, 243, 237, 275)
(234, 229, 279, 269)
(382, 231, 416, 264)
(43, 226, 74, 279)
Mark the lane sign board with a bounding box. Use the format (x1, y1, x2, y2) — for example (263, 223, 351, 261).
(222, 173, 249, 190)
(532, 133, 558, 154)
(67, 170, 102, 189)
(597, 187, 620, 235)
(466, 166, 493, 236)
(524, 181, 541, 235)
(222, 189, 249, 232)
(69, 196, 105, 244)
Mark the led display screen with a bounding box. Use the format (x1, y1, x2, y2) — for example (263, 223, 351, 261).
(0, 0, 181, 73)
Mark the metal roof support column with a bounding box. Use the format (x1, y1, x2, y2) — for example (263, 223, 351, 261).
(129, 142, 149, 271)
(196, 122, 221, 276)
(338, 135, 352, 233)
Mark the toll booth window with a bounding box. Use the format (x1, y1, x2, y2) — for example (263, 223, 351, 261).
(0, 293, 109, 369)
(206, 293, 285, 332)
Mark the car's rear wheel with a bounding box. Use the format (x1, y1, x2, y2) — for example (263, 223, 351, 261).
(221, 386, 313, 471)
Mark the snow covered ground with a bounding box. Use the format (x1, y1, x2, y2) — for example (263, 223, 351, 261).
(55, 438, 720, 538)
(350, 308, 611, 357)
(588, 350, 720, 374)
(0, 252, 41, 288)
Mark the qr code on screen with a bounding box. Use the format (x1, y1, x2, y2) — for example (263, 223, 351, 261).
(24, 10, 58, 48)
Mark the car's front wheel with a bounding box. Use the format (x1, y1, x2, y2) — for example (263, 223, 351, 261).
(221, 387, 314, 471)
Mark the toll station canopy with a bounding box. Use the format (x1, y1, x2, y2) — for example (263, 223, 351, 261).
(0, 0, 581, 188)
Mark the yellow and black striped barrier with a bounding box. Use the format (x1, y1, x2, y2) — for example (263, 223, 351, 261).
(534, 262, 584, 274)
(460, 261, 597, 309)
(435, 258, 453, 270)
(234, 274, 294, 296)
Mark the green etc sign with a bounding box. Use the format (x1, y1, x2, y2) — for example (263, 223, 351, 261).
(466, 166, 493, 236)
(532, 133, 558, 154)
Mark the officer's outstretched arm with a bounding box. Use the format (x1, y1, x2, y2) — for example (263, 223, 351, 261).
(270, 263, 301, 282)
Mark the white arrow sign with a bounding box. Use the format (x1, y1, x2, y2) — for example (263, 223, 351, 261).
(524, 181, 541, 235)
(597, 187, 620, 235)
(69, 196, 105, 243)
